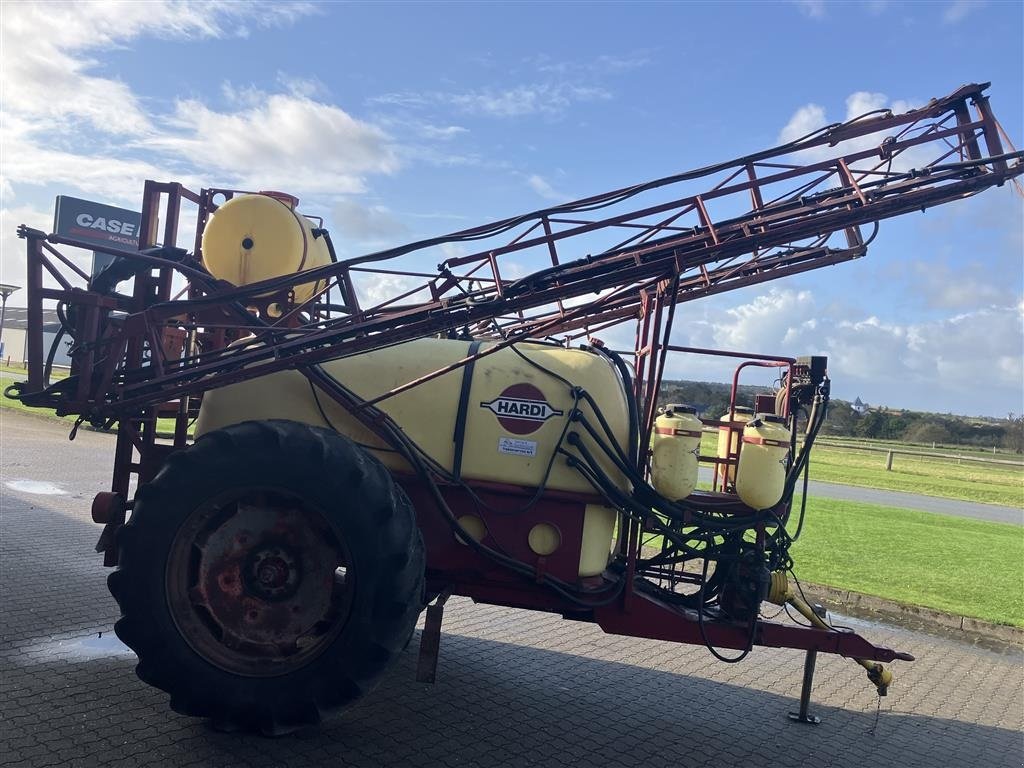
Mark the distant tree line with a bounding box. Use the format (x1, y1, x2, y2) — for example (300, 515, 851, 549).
(658, 379, 1023, 452)
(658, 380, 767, 421)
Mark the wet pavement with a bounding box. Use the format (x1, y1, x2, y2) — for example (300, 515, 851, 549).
(2, 411, 1022, 767)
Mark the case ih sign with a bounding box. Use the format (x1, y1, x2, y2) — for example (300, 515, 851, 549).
(54, 196, 142, 276)
(54, 196, 141, 249)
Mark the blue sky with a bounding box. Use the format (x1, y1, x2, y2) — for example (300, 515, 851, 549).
(1, 0, 1021, 416)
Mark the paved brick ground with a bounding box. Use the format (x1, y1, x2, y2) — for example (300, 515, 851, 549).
(2, 412, 1022, 767)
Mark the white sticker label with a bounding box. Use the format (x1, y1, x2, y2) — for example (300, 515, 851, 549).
(498, 437, 537, 457)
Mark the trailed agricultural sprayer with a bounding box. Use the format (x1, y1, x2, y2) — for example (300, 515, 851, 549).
(9, 82, 1022, 735)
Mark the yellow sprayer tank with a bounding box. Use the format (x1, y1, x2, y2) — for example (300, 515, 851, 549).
(735, 414, 791, 509)
(716, 405, 753, 488)
(195, 338, 631, 576)
(650, 404, 702, 500)
(201, 193, 332, 306)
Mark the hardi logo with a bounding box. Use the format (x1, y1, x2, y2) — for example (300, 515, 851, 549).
(480, 383, 564, 435)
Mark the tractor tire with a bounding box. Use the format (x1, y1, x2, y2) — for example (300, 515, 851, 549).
(108, 419, 424, 735)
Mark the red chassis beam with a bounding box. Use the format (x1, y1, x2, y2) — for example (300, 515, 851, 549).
(403, 480, 912, 665)
(594, 590, 913, 663)
(436, 576, 912, 664)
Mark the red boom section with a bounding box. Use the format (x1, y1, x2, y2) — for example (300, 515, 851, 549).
(15, 82, 1022, 424)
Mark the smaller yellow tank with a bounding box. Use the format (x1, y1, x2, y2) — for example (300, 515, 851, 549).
(735, 414, 791, 509)
(650, 404, 703, 500)
(201, 193, 332, 307)
(716, 405, 753, 488)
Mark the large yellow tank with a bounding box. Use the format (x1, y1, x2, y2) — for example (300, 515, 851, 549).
(716, 405, 753, 488)
(195, 339, 631, 576)
(201, 193, 331, 306)
(650, 404, 702, 500)
(735, 414, 791, 509)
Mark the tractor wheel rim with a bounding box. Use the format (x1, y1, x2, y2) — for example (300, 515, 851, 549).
(166, 488, 354, 677)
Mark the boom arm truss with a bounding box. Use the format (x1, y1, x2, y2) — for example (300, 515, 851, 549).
(15, 82, 1022, 424)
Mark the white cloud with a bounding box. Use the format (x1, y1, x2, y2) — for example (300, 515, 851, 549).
(419, 124, 470, 141)
(0, 204, 93, 303)
(792, 0, 826, 18)
(779, 104, 829, 145)
(909, 261, 1017, 310)
(776, 89, 930, 180)
(670, 287, 1024, 414)
(352, 272, 430, 308)
(332, 200, 407, 244)
(1, 2, 316, 139)
(943, 0, 985, 24)
(2, 131, 192, 205)
(714, 289, 816, 351)
(147, 93, 399, 196)
(527, 174, 567, 202)
(0, 2, 381, 208)
(373, 83, 611, 118)
(779, 91, 917, 148)
(530, 53, 651, 76)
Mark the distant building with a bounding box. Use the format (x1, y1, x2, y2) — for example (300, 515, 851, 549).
(852, 396, 869, 414)
(1, 308, 71, 366)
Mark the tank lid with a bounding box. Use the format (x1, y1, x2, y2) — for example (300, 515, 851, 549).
(664, 403, 697, 414)
(759, 414, 787, 424)
(258, 190, 299, 209)
(732, 406, 754, 414)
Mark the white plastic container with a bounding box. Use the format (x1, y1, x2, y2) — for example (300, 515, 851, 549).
(651, 404, 703, 500)
(735, 414, 791, 509)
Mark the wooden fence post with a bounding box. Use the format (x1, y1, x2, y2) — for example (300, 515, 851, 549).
(885, 451, 894, 471)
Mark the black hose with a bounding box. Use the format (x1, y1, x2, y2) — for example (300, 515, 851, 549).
(302, 363, 624, 608)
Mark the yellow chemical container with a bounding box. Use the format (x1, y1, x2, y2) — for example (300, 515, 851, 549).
(195, 338, 631, 577)
(735, 415, 791, 509)
(650, 404, 703, 500)
(201, 193, 331, 306)
(716, 406, 753, 489)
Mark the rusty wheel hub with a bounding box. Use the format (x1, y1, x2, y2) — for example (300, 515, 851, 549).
(245, 545, 302, 601)
(166, 490, 354, 677)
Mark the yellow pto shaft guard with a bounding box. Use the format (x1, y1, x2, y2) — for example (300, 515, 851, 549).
(768, 571, 894, 696)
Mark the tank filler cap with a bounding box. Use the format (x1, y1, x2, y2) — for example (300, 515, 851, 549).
(258, 190, 299, 208)
(662, 403, 697, 415)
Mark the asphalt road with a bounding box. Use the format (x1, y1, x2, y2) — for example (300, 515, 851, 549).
(1, 410, 1022, 767)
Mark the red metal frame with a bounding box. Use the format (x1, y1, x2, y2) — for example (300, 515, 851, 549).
(11, 83, 1022, 665)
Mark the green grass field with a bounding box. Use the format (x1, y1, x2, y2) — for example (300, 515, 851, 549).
(0, 374, 77, 422)
(817, 435, 1017, 458)
(0, 364, 69, 379)
(808, 443, 1022, 507)
(790, 496, 1024, 627)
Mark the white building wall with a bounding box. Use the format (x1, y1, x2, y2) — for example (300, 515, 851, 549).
(1, 328, 28, 364)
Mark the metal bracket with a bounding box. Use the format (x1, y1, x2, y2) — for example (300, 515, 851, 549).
(416, 590, 450, 684)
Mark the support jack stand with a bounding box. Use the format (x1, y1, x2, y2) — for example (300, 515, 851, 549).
(788, 648, 821, 724)
(416, 590, 450, 684)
